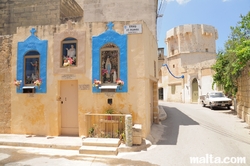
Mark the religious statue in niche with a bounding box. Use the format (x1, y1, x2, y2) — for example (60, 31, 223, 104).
(62, 38, 77, 67)
(25, 57, 40, 84)
(101, 49, 118, 84)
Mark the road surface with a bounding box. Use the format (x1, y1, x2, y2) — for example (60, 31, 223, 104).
(1, 102, 249, 166)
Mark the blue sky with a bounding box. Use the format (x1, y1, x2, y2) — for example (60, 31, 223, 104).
(157, 0, 250, 55)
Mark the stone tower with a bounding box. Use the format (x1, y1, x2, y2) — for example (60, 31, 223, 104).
(166, 24, 218, 59)
(159, 24, 218, 103)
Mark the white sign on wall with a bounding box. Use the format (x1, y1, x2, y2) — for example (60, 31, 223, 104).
(124, 24, 142, 34)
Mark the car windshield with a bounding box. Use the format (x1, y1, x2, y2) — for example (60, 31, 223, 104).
(210, 93, 225, 98)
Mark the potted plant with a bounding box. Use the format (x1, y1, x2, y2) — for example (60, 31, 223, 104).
(116, 79, 124, 90)
(93, 79, 101, 89)
(14, 79, 22, 89)
(34, 79, 42, 89)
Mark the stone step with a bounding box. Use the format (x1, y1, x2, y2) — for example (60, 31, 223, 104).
(79, 146, 118, 155)
(82, 138, 120, 147)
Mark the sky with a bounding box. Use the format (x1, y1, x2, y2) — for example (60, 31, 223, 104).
(157, 0, 250, 55)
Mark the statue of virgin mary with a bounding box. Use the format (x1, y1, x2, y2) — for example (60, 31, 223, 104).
(105, 57, 112, 78)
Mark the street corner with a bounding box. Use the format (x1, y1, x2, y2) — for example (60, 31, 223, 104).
(159, 105, 167, 121)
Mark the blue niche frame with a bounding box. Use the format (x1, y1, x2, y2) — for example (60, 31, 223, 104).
(17, 28, 48, 93)
(92, 22, 127, 93)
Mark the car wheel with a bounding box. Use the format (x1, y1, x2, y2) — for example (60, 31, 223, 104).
(227, 106, 230, 110)
(210, 103, 213, 110)
(202, 101, 206, 107)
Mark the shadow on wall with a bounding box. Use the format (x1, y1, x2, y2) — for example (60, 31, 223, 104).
(156, 106, 199, 145)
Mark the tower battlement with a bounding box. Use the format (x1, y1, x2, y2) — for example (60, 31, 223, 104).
(165, 24, 218, 56)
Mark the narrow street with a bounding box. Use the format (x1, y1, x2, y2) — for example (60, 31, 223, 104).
(119, 101, 250, 166)
(1, 101, 250, 166)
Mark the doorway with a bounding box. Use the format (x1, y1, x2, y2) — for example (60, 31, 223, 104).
(159, 88, 163, 100)
(60, 80, 79, 136)
(192, 78, 198, 103)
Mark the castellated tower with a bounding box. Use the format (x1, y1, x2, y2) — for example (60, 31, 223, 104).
(159, 24, 218, 103)
(166, 24, 218, 63)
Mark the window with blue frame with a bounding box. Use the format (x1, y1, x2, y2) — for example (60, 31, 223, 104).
(61, 38, 77, 67)
(24, 51, 40, 85)
(100, 43, 119, 84)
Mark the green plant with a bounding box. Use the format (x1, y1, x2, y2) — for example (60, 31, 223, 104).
(105, 108, 114, 114)
(212, 11, 250, 96)
(119, 116, 123, 123)
(119, 131, 125, 142)
(104, 133, 111, 138)
(88, 127, 95, 137)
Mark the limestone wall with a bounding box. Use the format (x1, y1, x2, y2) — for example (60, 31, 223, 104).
(0, 35, 12, 133)
(82, 0, 158, 37)
(237, 65, 250, 126)
(167, 83, 182, 102)
(0, 0, 83, 35)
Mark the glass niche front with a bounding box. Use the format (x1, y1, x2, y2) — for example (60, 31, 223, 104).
(24, 51, 40, 86)
(100, 43, 119, 84)
(61, 38, 77, 67)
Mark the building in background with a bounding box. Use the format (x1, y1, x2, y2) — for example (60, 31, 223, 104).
(158, 24, 219, 103)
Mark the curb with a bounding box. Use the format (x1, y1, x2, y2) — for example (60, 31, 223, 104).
(0, 141, 81, 150)
(118, 139, 151, 153)
(159, 105, 167, 121)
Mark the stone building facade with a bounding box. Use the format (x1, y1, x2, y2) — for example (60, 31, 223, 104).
(0, 0, 159, 139)
(0, 0, 83, 35)
(0, 0, 81, 134)
(158, 24, 219, 103)
(0, 35, 12, 133)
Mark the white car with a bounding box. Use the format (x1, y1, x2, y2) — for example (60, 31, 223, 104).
(200, 92, 232, 110)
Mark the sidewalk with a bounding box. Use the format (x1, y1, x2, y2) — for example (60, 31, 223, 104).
(0, 134, 82, 150)
(0, 106, 168, 152)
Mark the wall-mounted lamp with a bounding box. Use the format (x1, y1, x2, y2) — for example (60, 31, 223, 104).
(198, 85, 201, 89)
(186, 85, 189, 89)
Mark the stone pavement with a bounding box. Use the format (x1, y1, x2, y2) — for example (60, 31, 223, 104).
(0, 106, 167, 153)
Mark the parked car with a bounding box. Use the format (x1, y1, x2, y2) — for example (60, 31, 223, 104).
(200, 91, 232, 110)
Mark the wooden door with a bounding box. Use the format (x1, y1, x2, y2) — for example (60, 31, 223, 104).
(60, 80, 78, 136)
(192, 79, 198, 103)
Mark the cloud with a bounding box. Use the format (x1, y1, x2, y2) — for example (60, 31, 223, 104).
(165, 0, 175, 2)
(165, 0, 191, 5)
(176, 0, 191, 4)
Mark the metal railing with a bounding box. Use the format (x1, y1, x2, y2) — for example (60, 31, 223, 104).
(85, 113, 126, 138)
